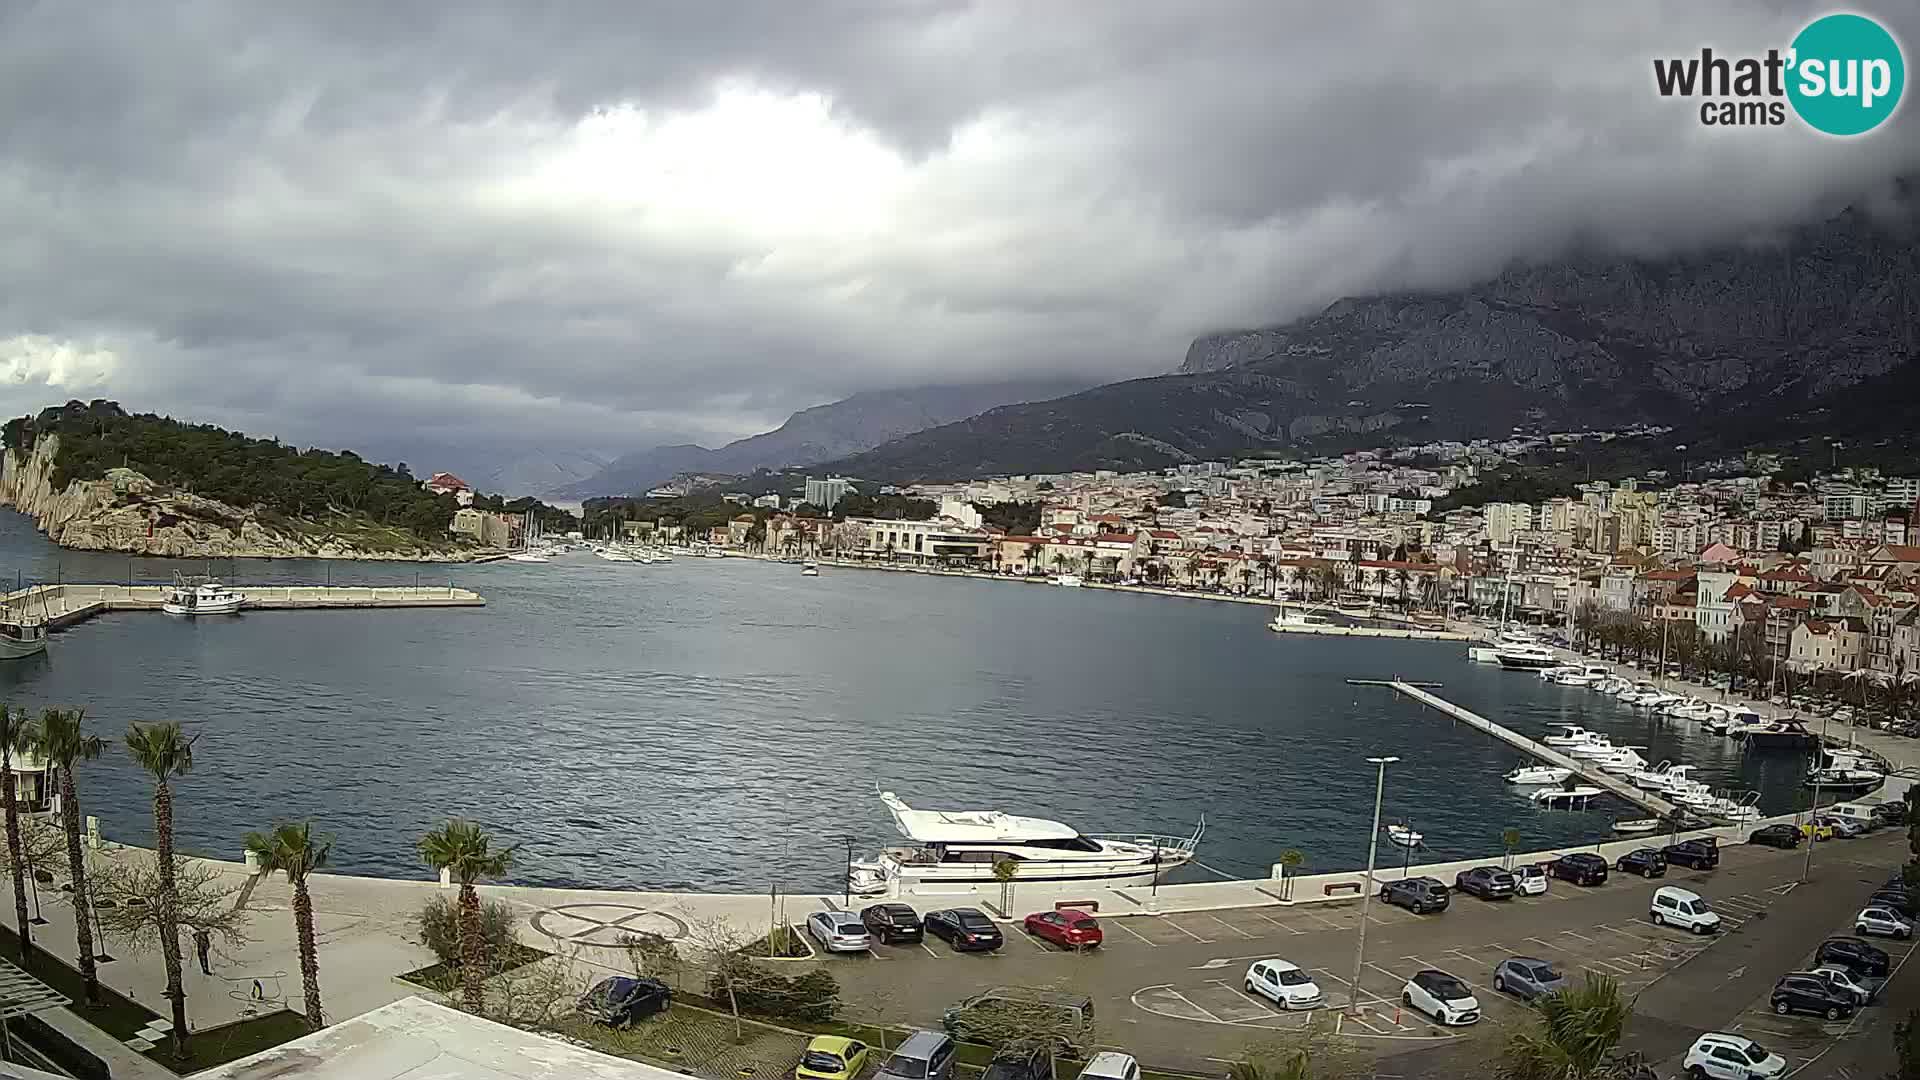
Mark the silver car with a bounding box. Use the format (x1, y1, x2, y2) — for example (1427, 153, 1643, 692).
(807, 910, 872, 953)
(1856, 905, 1914, 940)
(1492, 956, 1567, 1001)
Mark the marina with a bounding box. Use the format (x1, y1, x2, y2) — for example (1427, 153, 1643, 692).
(0, 580, 485, 631)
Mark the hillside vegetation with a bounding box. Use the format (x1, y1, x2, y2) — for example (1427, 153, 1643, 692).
(3, 400, 459, 540)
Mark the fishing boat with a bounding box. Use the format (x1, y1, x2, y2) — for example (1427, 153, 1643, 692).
(1505, 765, 1574, 785)
(1612, 818, 1662, 835)
(801, 561, 820, 577)
(1735, 719, 1821, 754)
(1385, 823, 1423, 847)
(161, 573, 244, 616)
(0, 619, 48, 661)
(845, 791, 1204, 895)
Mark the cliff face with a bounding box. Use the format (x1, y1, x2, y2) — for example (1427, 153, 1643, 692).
(0, 434, 477, 561)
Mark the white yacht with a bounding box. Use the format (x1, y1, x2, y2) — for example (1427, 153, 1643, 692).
(1505, 764, 1574, 785)
(0, 619, 47, 661)
(846, 791, 1203, 895)
(1470, 627, 1538, 664)
(1269, 604, 1336, 630)
(161, 575, 244, 616)
(1495, 643, 1559, 670)
(1050, 574, 1084, 588)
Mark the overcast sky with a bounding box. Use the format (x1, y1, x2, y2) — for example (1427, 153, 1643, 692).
(3, 1, 1917, 473)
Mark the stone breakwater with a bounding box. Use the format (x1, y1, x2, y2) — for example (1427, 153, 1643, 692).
(0, 434, 484, 561)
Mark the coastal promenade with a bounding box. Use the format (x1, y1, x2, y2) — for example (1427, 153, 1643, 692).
(1, 582, 484, 628)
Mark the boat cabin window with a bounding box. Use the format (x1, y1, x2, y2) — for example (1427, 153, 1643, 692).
(1019, 836, 1103, 852)
(941, 850, 1024, 864)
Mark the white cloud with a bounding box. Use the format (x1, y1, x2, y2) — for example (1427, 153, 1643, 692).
(0, 336, 118, 390)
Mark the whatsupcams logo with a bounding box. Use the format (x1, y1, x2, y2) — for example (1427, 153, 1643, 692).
(1653, 12, 1905, 134)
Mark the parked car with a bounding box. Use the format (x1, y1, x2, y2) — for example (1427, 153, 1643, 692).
(1799, 820, 1837, 843)
(1856, 905, 1915, 940)
(1749, 824, 1802, 849)
(1651, 886, 1721, 934)
(1024, 909, 1103, 950)
(575, 976, 672, 1028)
(1869, 889, 1918, 917)
(876, 1031, 956, 1080)
(1453, 866, 1517, 899)
(1663, 838, 1720, 870)
(1242, 959, 1325, 1010)
(797, 1036, 874, 1080)
(923, 908, 1004, 952)
(1804, 964, 1881, 1005)
(1548, 853, 1608, 887)
(1401, 969, 1480, 1026)
(1683, 1033, 1788, 1079)
(1074, 1053, 1140, 1080)
(1514, 864, 1549, 896)
(1816, 937, 1891, 978)
(1379, 876, 1451, 914)
(861, 903, 924, 945)
(1769, 974, 1855, 1021)
(1615, 848, 1667, 878)
(806, 910, 872, 953)
(1872, 802, 1910, 826)
(1491, 956, 1566, 1001)
(982, 1047, 1054, 1080)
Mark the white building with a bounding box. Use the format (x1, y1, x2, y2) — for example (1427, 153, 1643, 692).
(1486, 502, 1533, 546)
(804, 476, 852, 509)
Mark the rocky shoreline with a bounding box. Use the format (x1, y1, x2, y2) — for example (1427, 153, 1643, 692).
(0, 434, 489, 562)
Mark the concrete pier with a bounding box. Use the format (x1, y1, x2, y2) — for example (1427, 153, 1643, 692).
(1386, 679, 1680, 817)
(1, 582, 484, 629)
(1268, 622, 1471, 641)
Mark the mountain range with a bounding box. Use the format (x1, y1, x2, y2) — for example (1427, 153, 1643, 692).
(820, 195, 1920, 483)
(560, 378, 1088, 497)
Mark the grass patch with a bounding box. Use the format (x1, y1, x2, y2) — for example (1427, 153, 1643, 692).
(0, 923, 307, 1073)
(396, 943, 552, 992)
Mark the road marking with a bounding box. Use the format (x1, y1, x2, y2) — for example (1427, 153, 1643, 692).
(1559, 929, 1597, 943)
(1596, 924, 1657, 944)
(1305, 912, 1347, 931)
(919, 942, 939, 958)
(1252, 911, 1307, 935)
(1526, 937, 1566, 953)
(1204, 913, 1259, 940)
(1163, 918, 1212, 944)
(1016, 928, 1050, 953)
(1162, 987, 1225, 1023)
(1193, 955, 1278, 971)
(1106, 919, 1160, 948)
(1207, 978, 1282, 1016)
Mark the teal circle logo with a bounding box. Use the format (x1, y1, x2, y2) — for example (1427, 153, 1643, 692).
(1787, 13, 1905, 136)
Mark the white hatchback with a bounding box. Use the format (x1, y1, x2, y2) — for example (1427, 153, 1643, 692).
(1683, 1033, 1787, 1079)
(1402, 969, 1480, 1025)
(1514, 865, 1549, 896)
(1243, 960, 1324, 1010)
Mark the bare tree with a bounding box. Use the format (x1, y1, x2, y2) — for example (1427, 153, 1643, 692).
(1228, 1015, 1370, 1080)
(484, 944, 588, 1030)
(616, 930, 681, 986)
(89, 853, 252, 959)
(679, 912, 753, 1042)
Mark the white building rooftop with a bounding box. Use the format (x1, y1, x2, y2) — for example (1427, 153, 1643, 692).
(196, 997, 687, 1080)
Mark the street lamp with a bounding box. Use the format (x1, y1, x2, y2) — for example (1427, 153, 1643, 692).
(1348, 755, 1399, 1017)
(838, 835, 858, 908)
(1802, 709, 1833, 884)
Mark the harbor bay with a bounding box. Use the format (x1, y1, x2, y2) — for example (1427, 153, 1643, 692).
(0, 511, 1815, 894)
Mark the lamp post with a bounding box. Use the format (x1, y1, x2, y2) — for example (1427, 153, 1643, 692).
(838, 835, 857, 908)
(1802, 709, 1832, 884)
(1348, 755, 1399, 1016)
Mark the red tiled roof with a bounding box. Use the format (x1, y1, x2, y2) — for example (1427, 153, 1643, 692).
(1883, 545, 1920, 562)
(1148, 529, 1182, 539)
(1093, 533, 1139, 544)
(427, 472, 470, 489)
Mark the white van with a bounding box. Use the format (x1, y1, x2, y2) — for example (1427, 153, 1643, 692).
(1651, 886, 1722, 934)
(1826, 803, 1879, 831)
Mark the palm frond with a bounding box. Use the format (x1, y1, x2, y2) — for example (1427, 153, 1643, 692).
(31, 708, 105, 767)
(124, 721, 196, 779)
(245, 822, 334, 883)
(418, 818, 516, 884)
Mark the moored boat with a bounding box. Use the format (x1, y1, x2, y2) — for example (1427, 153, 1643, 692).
(1612, 818, 1661, 835)
(1530, 785, 1603, 806)
(161, 573, 244, 616)
(801, 561, 820, 577)
(0, 619, 48, 661)
(1385, 822, 1423, 847)
(1505, 764, 1574, 785)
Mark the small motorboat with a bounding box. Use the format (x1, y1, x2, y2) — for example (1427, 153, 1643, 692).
(1051, 574, 1084, 588)
(1530, 785, 1604, 806)
(1629, 761, 1675, 789)
(506, 551, 550, 563)
(801, 562, 820, 577)
(1506, 765, 1574, 785)
(1543, 725, 1594, 748)
(1385, 823, 1423, 847)
(161, 573, 244, 616)
(1566, 736, 1620, 759)
(1612, 818, 1662, 835)
(1594, 748, 1649, 775)
(1804, 767, 1886, 793)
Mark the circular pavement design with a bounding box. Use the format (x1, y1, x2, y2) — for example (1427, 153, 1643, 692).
(530, 903, 691, 948)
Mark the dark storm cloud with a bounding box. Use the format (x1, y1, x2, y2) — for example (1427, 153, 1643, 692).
(0, 1, 1916, 472)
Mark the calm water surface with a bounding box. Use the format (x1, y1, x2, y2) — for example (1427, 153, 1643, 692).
(0, 512, 1813, 891)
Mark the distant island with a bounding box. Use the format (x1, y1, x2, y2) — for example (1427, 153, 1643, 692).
(0, 400, 567, 561)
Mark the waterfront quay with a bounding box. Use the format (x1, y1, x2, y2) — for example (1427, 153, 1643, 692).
(1, 581, 484, 628)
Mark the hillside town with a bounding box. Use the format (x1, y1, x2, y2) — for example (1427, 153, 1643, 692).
(608, 435, 1920, 683)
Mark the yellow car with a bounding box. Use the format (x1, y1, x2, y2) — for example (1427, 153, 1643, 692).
(1800, 821, 1835, 842)
(796, 1035, 871, 1080)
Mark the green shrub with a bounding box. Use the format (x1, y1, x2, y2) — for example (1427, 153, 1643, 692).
(709, 956, 841, 1022)
(417, 895, 518, 966)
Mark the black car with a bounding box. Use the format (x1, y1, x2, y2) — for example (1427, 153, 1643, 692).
(1750, 824, 1803, 849)
(924, 908, 1004, 952)
(1614, 849, 1666, 878)
(1662, 838, 1720, 870)
(1873, 802, 1910, 826)
(981, 1047, 1054, 1080)
(1770, 973, 1855, 1021)
(1453, 866, 1516, 900)
(1548, 853, 1608, 887)
(861, 903, 924, 944)
(1815, 937, 1891, 978)
(576, 976, 672, 1027)
(1380, 876, 1451, 914)
(1870, 889, 1918, 917)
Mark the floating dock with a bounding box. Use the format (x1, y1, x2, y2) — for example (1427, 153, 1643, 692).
(1384, 679, 1679, 817)
(2, 583, 484, 630)
(1269, 623, 1471, 640)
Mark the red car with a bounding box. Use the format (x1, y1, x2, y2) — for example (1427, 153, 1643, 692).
(1022, 909, 1103, 949)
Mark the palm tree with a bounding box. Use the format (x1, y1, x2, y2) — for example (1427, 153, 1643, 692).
(1502, 973, 1632, 1079)
(1025, 543, 1045, 575)
(31, 708, 105, 1006)
(1394, 568, 1411, 611)
(124, 721, 196, 1058)
(418, 819, 517, 1013)
(245, 823, 333, 1030)
(1276, 849, 1305, 900)
(0, 705, 37, 962)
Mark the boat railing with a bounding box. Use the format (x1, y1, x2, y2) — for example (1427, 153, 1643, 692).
(1090, 814, 1206, 856)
